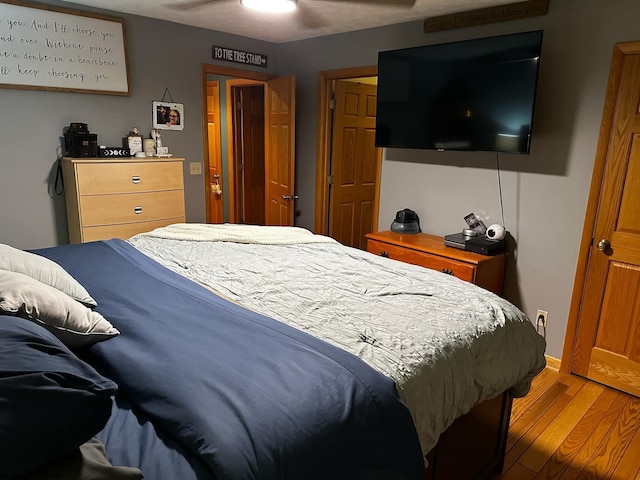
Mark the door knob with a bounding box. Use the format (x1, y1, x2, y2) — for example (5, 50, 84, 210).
(596, 238, 611, 251)
(282, 194, 299, 201)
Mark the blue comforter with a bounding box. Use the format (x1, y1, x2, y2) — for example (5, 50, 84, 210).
(36, 240, 424, 480)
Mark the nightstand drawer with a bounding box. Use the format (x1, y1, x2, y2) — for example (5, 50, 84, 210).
(367, 239, 475, 282)
(79, 190, 185, 226)
(76, 161, 183, 195)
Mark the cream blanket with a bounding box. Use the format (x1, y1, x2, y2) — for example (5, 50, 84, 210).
(131, 223, 337, 245)
(129, 223, 546, 457)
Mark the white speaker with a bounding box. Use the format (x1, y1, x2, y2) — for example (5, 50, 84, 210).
(486, 224, 506, 241)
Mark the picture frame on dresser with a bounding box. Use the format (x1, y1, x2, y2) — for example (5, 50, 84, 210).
(124, 129, 144, 155)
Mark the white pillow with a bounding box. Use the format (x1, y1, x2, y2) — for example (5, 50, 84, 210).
(0, 243, 97, 307)
(0, 270, 119, 348)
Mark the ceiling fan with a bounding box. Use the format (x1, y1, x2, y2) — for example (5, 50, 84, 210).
(167, 0, 417, 29)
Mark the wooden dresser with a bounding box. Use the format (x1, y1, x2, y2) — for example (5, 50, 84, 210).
(365, 230, 505, 295)
(62, 157, 185, 243)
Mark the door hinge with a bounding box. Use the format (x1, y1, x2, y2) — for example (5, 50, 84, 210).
(327, 174, 334, 185)
(329, 98, 336, 110)
(236, 101, 243, 110)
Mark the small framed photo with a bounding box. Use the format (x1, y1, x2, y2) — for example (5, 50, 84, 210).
(123, 128, 144, 155)
(153, 101, 184, 131)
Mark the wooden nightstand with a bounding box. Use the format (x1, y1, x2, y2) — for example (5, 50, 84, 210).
(365, 230, 505, 295)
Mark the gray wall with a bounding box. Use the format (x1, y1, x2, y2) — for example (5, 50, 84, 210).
(278, 0, 640, 360)
(0, 0, 277, 248)
(1, 0, 637, 360)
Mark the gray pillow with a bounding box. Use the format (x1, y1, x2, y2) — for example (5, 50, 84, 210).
(0, 270, 119, 347)
(0, 243, 97, 307)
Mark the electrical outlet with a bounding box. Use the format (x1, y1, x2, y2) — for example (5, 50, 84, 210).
(536, 309, 548, 328)
(189, 162, 202, 175)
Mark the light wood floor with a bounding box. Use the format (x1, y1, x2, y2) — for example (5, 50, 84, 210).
(493, 367, 640, 480)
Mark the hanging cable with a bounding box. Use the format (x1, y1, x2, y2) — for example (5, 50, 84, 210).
(496, 153, 505, 228)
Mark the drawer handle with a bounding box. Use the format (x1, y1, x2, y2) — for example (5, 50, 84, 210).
(132, 176, 141, 184)
(379, 251, 389, 258)
(441, 268, 454, 275)
(134, 206, 143, 214)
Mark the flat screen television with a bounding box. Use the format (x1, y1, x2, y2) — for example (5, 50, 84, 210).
(375, 30, 543, 154)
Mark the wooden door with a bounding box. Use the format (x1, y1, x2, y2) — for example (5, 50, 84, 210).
(265, 75, 295, 226)
(232, 85, 265, 224)
(329, 80, 381, 249)
(206, 80, 223, 224)
(568, 42, 640, 397)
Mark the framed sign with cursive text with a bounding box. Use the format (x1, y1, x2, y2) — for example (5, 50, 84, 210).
(0, 0, 130, 95)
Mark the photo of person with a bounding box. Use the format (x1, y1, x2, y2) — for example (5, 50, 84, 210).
(152, 101, 184, 130)
(156, 105, 170, 125)
(169, 109, 181, 126)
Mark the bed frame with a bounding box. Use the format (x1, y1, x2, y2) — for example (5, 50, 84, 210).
(423, 391, 512, 480)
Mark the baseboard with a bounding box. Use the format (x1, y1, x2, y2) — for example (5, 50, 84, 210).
(545, 355, 560, 371)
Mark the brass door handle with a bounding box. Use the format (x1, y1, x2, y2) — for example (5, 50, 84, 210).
(596, 238, 611, 251)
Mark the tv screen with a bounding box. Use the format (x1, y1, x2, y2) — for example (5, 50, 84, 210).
(375, 30, 543, 153)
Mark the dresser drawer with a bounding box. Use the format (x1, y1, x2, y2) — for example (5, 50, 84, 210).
(79, 190, 185, 226)
(81, 218, 183, 242)
(367, 239, 476, 282)
(76, 161, 183, 195)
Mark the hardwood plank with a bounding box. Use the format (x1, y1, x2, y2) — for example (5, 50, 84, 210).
(506, 381, 568, 452)
(518, 381, 604, 472)
(580, 396, 640, 479)
(536, 388, 624, 479)
(510, 368, 561, 422)
(500, 461, 537, 480)
(502, 392, 574, 473)
(611, 420, 640, 480)
(492, 368, 640, 480)
(559, 373, 586, 397)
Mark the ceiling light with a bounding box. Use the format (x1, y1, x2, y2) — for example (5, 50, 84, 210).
(240, 0, 297, 13)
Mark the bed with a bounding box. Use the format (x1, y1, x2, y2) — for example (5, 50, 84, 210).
(0, 223, 546, 480)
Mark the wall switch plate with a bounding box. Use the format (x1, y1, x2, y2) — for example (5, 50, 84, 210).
(190, 162, 202, 175)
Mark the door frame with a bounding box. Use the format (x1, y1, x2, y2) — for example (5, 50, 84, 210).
(314, 65, 378, 235)
(201, 64, 273, 224)
(560, 42, 637, 373)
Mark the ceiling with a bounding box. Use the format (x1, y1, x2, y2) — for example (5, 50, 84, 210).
(62, 0, 517, 43)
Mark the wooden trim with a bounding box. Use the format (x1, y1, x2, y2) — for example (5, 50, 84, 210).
(545, 355, 560, 371)
(204, 80, 223, 224)
(314, 65, 378, 235)
(201, 64, 272, 82)
(560, 42, 640, 373)
(203, 76, 212, 223)
(423, 0, 548, 33)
